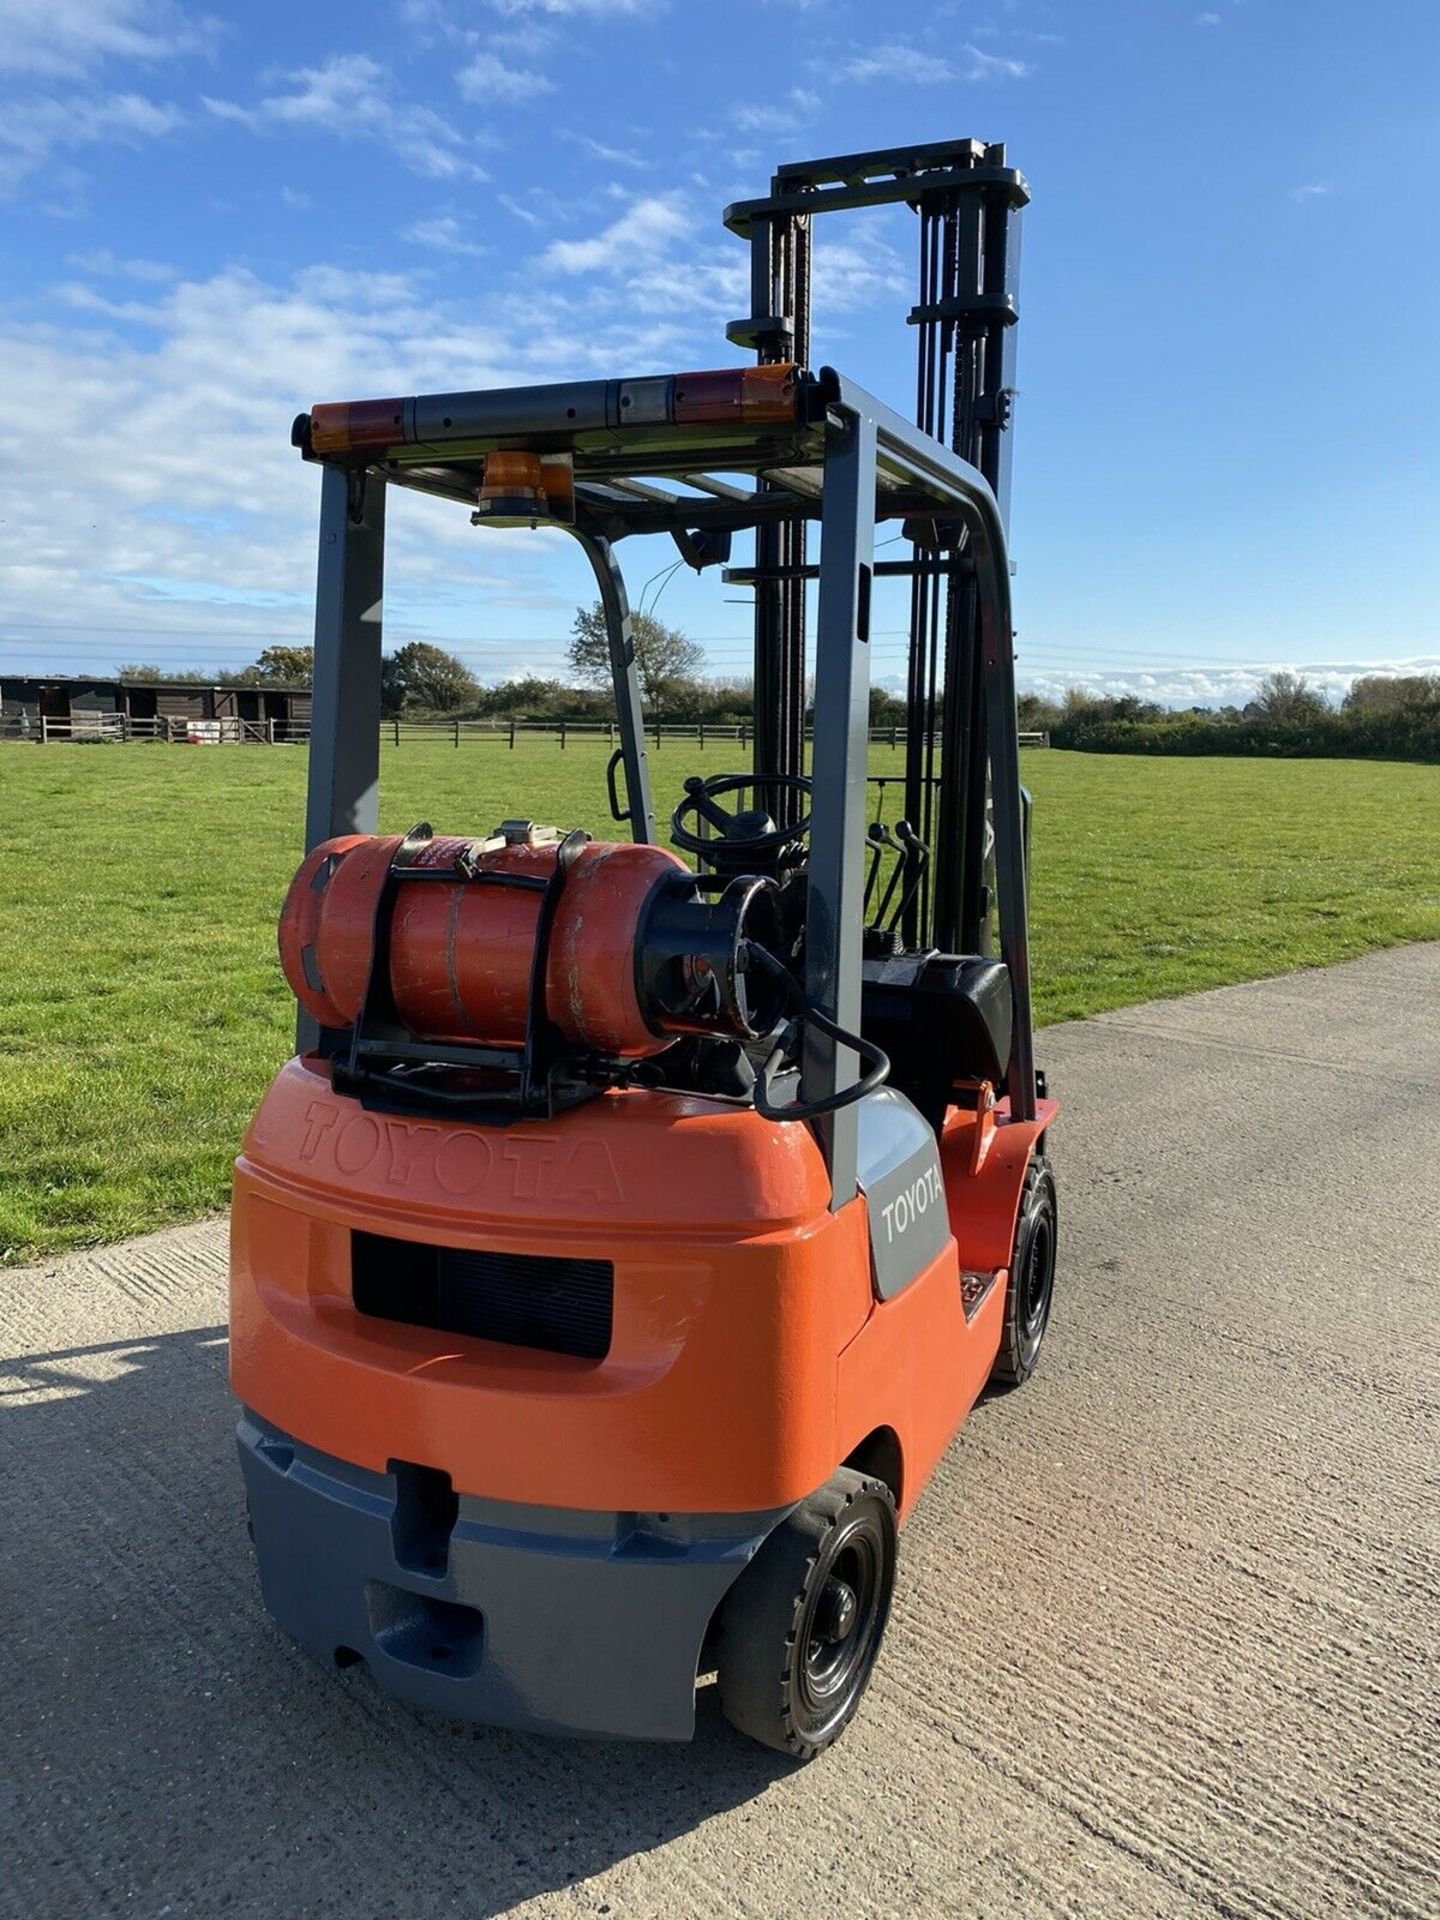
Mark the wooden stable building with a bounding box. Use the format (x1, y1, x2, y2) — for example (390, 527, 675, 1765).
(0, 675, 313, 741)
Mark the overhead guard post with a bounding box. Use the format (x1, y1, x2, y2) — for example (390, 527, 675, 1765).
(804, 400, 877, 1206)
(301, 464, 386, 1050)
(818, 371, 1037, 1123)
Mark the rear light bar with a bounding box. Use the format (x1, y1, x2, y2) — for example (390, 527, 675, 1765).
(296, 363, 804, 457)
(672, 363, 798, 426)
(308, 399, 407, 456)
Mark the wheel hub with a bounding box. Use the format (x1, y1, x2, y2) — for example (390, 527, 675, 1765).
(813, 1575, 858, 1645)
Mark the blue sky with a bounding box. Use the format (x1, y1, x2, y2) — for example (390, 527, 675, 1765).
(0, 0, 1436, 706)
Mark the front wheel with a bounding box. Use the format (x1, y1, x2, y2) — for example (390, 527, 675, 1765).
(989, 1156, 1057, 1388)
(716, 1468, 897, 1761)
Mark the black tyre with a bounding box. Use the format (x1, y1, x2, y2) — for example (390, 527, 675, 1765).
(990, 1156, 1057, 1388)
(716, 1467, 897, 1761)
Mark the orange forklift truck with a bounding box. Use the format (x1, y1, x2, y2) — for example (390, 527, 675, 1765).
(231, 139, 1058, 1757)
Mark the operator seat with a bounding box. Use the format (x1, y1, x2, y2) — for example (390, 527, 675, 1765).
(860, 953, 1012, 1133)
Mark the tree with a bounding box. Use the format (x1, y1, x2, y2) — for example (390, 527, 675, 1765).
(381, 641, 479, 714)
(1244, 671, 1329, 724)
(869, 685, 907, 727)
(380, 654, 405, 717)
(250, 644, 315, 685)
(114, 663, 168, 680)
(1016, 690, 1063, 732)
(567, 602, 705, 704)
(1344, 672, 1440, 713)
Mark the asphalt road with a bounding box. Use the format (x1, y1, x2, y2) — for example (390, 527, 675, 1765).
(3, 945, 1437, 1920)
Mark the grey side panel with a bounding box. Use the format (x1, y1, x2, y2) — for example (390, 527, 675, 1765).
(855, 1087, 951, 1299)
(237, 1414, 790, 1743)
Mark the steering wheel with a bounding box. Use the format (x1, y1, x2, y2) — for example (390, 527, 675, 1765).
(669, 773, 813, 860)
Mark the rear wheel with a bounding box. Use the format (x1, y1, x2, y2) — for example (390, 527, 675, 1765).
(990, 1156, 1057, 1388)
(716, 1468, 897, 1761)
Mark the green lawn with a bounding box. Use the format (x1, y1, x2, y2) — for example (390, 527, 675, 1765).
(2, 740, 1437, 1264)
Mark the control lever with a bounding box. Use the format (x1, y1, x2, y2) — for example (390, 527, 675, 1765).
(886, 820, 930, 934)
(864, 820, 901, 913)
(873, 818, 919, 927)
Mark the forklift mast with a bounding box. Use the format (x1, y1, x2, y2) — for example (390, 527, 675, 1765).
(236, 142, 1057, 1753)
(724, 140, 1026, 955)
(293, 139, 1037, 1204)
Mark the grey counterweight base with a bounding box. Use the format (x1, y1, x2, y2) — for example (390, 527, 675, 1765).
(236, 1412, 790, 1741)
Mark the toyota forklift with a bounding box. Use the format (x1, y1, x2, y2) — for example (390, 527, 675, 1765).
(231, 139, 1058, 1758)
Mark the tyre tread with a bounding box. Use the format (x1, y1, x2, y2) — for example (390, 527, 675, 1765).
(716, 1468, 894, 1761)
(989, 1154, 1057, 1389)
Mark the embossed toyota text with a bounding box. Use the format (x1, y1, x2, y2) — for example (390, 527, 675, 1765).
(880, 1164, 943, 1243)
(296, 1101, 622, 1203)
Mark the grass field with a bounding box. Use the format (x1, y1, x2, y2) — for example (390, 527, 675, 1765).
(2, 740, 1437, 1264)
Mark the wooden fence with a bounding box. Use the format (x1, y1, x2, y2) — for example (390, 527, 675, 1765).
(0, 714, 309, 745)
(2, 711, 1049, 751)
(381, 720, 1050, 751)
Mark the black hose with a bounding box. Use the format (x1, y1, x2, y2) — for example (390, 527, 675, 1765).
(744, 945, 890, 1123)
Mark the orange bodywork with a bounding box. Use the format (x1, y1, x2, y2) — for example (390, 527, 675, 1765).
(230, 1057, 1057, 1522)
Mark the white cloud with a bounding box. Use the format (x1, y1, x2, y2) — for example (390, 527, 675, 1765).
(564, 130, 646, 167)
(0, 89, 183, 197)
(844, 43, 948, 84)
(457, 51, 555, 103)
(1194, 10, 1221, 23)
(489, 21, 557, 56)
(966, 45, 1030, 81)
(730, 87, 820, 134)
(203, 53, 487, 181)
(0, 0, 216, 77)
(403, 215, 488, 257)
(66, 248, 179, 282)
(499, 192, 546, 227)
(480, 0, 654, 14)
(809, 215, 908, 316)
(844, 42, 1030, 84)
(0, 253, 724, 670)
(541, 193, 689, 272)
(1014, 660, 1440, 710)
(533, 192, 903, 336)
(1288, 182, 1331, 202)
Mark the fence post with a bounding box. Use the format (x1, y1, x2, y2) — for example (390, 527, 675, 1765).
(560, 720, 566, 751)
(698, 721, 705, 753)
(740, 722, 746, 751)
(654, 716, 661, 750)
(393, 718, 400, 747)
(452, 718, 460, 747)
(507, 719, 515, 750)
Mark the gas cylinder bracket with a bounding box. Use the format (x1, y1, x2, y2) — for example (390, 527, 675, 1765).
(519, 828, 596, 1119)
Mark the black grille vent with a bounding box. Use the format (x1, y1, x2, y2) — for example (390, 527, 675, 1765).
(352, 1232, 613, 1360)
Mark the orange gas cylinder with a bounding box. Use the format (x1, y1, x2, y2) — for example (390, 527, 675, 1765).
(279, 830, 688, 1058)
